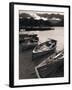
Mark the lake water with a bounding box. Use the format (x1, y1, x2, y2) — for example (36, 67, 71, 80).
(19, 27, 64, 79)
(27, 27, 64, 51)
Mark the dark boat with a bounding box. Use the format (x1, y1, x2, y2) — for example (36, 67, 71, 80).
(32, 39, 57, 59)
(20, 33, 39, 50)
(19, 32, 38, 43)
(35, 50, 64, 78)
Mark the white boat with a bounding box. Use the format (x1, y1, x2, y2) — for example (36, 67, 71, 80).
(32, 39, 57, 59)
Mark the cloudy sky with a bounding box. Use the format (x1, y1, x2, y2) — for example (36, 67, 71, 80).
(19, 10, 64, 21)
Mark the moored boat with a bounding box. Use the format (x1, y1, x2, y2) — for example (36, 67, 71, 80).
(19, 32, 38, 43)
(20, 33, 39, 50)
(32, 39, 57, 59)
(35, 49, 64, 78)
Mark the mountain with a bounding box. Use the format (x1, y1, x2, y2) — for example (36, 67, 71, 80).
(19, 12, 64, 30)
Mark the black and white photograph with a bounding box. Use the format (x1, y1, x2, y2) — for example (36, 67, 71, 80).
(9, 2, 70, 87)
(19, 10, 64, 79)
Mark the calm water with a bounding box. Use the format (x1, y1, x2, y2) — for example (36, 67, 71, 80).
(27, 27, 64, 51)
(19, 27, 64, 79)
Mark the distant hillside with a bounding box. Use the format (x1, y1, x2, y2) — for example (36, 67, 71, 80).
(19, 13, 64, 30)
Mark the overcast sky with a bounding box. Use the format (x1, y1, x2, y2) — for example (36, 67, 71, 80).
(19, 10, 64, 15)
(19, 10, 64, 20)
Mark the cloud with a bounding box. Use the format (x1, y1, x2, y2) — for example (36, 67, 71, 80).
(19, 11, 64, 21)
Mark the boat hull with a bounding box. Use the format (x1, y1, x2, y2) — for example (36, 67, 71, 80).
(21, 42, 38, 50)
(32, 47, 56, 60)
(35, 58, 64, 78)
(35, 50, 64, 78)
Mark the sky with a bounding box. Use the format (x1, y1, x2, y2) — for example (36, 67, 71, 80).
(19, 10, 64, 21)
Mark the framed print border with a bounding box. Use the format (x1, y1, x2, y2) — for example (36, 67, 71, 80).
(9, 2, 70, 88)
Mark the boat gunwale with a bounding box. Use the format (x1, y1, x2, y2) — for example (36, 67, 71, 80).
(33, 39, 57, 53)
